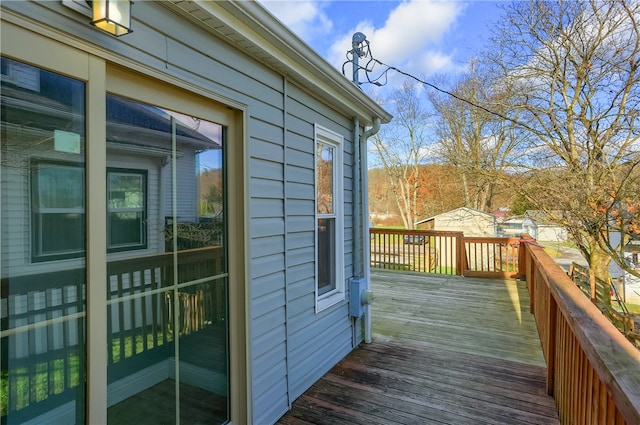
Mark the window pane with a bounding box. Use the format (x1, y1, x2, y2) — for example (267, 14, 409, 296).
(1, 57, 86, 424)
(317, 218, 336, 295)
(316, 143, 334, 214)
(36, 164, 84, 209)
(40, 213, 85, 252)
(107, 170, 146, 250)
(109, 173, 143, 208)
(31, 161, 85, 259)
(105, 94, 228, 424)
(109, 212, 143, 245)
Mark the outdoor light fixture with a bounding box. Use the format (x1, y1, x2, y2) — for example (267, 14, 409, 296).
(90, 0, 132, 37)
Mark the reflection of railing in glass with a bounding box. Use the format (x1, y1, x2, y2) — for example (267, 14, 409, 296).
(1, 247, 225, 420)
(106, 247, 225, 365)
(163, 219, 224, 251)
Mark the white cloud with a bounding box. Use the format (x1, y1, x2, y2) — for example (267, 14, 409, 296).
(259, 1, 468, 89)
(258, 1, 333, 42)
(327, 1, 466, 87)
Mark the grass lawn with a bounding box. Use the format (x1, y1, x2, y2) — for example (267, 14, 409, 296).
(616, 301, 640, 315)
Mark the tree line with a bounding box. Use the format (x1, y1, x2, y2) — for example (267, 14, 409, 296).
(368, 0, 640, 301)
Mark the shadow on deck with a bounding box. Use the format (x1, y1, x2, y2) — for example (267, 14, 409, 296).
(278, 269, 560, 424)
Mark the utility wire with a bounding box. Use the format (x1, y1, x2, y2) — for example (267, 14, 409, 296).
(344, 48, 545, 138)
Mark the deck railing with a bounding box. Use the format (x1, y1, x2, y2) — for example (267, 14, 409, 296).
(370, 229, 462, 274)
(369, 228, 520, 278)
(462, 236, 520, 278)
(521, 241, 640, 425)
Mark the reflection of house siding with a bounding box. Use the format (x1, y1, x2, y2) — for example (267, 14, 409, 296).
(2, 141, 84, 276)
(173, 149, 198, 221)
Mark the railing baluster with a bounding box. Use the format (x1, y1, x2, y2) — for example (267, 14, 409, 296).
(107, 277, 114, 365)
(151, 268, 159, 349)
(117, 273, 126, 362)
(140, 270, 148, 352)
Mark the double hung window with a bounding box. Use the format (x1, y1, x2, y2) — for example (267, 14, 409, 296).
(107, 168, 147, 251)
(31, 161, 85, 261)
(315, 125, 344, 311)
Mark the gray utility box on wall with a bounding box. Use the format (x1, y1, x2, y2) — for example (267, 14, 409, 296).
(349, 277, 372, 318)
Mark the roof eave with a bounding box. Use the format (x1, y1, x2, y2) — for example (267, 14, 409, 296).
(166, 0, 392, 126)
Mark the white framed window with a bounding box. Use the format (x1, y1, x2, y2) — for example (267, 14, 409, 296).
(315, 124, 344, 312)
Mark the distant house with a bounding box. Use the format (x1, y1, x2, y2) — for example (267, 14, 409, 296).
(497, 216, 525, 237)
(523, 210, 568, 242)
(415, 207, 496, 237)
(0, 2, 392, 425)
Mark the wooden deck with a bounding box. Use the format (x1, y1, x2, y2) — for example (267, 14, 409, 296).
(277, 270, 560, 424)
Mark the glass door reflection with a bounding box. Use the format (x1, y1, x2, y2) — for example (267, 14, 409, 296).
(105, 95, 228, 424)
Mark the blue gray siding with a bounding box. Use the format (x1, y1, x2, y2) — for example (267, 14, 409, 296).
(2, 2, 365, 424)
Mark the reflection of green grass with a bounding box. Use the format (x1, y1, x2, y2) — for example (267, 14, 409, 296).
(110, 332, 168, 363)
(1, 370, 7, 415)
(2, 332, 169, 416)
(1, 355, 80, 415)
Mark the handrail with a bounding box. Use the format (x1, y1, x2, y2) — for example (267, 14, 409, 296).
(522, 241, 640, 424)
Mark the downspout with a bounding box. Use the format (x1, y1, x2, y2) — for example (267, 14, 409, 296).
(359, 117, 380, 344)
(353, 118, 362, 280)
(352, 118, 361, 348)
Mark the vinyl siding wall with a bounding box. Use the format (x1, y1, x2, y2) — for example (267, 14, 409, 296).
(2, 2, 362, 424)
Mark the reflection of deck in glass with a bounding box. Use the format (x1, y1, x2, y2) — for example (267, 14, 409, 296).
(108, 379, 227, 425)
(1, 247, 228, 423)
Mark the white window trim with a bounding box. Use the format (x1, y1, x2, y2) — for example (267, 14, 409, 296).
(314, 124, 344, 313)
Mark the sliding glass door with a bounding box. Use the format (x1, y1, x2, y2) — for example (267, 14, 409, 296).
(103, 95, 229, 424)
(1, 56, 230, 424)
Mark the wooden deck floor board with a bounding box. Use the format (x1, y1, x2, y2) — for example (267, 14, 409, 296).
(277, 270, 560, 424)
(339, 346, 555, 411)
(352, 345, 551, 399)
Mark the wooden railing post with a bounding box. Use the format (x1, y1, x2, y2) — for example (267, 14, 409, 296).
(456, 232, 464, 275)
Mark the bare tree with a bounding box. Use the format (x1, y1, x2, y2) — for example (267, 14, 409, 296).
(429, 63, 526, 212)
(370, 82, 433, 229)
(487, 0, 640, 302)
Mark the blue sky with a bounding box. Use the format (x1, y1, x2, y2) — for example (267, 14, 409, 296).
(258, 1, 506, 90)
